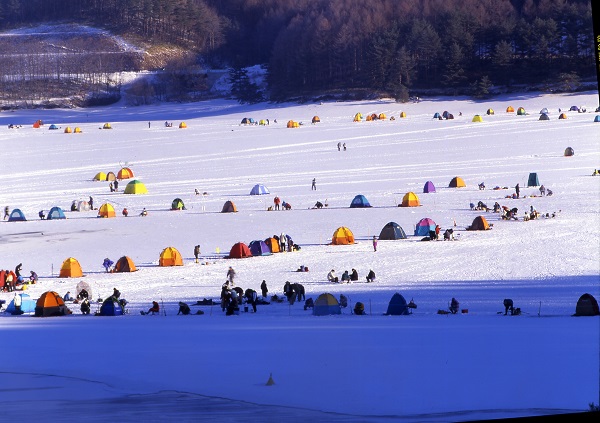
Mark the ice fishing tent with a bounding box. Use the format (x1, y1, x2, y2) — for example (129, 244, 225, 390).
(35, 291, 69, 317)
(312, 116, 320, 123)
(559, 113, 567, 119)
(240, 117, 254, 125)
(467, 215, 491, 231)
(379, 222, 407, 240)
(517, 107, 526, 115)
(331, 227, 355, 245)
(93, 172, 107, 181)
(229, 242, 252, 258)
(124, 180, 148, 194)
(74, 127, 82, 133)
(117, 167, 134, 180)
(385, 293, 410, 315)
(449, 177, 466, 188)
(33, 120, 42, 128)
(506, 106, 514, 113)
(179, 122, 187, 128)
(47, 206, 66, 220)
(350, 194, 371, 208)
(353, 113, 362, 122)
(594, 115, 600, 122)
(8, 209, 26, 221)
(313, 293, 341, 316)
(49, 124, 59, 130)
(59, 257, 83, 278)
(540, 108, 549, 114)
(77, 201, 91, 211)
(106, 172, 117, 181)
(414, 218, 437, 236)
(98, 203, 116, 218)
(569, 106, 579, 112)
(527, 173, 539, 187)
(114, 256, 137, 273)
(423, 180, 436, 193)
(486, 108, 494, 115)
(250, 184, 270, 195)
(249, 240, 271, 256)
(259, 120, 267, 125)
(159, 247, 183, 266)
(472, 115, 484, 122)
(76, 281, 92, 300)
(445, 113, 454, 120)
(171, 198, 185, 210)
(264, 237, 280, 253)
(378, 113, 387, 120)
(400, 111, 407, 118)
(287, 120, 299, 128)
(539, 113, 550, 121)
(64, 126, 72, 133)
(574, 293, 599, 316)
(221, 200, 238, 213)
(99, 297, 124, 316)
(400, 192, 420, 207)
(103, 123, 112, 129)
(6, 293, 36, 314)
(433, 112, 441, 119)
(564, 147, 574, 157)
(442, 111, 450, 119)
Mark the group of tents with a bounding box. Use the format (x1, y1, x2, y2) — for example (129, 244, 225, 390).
(353, 112, 407, 122)
(228, 234, 294, 258)
(93, 167, 135, 182)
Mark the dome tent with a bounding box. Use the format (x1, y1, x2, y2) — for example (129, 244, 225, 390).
(76, 281, 93, 300)
(35, 291, 69, 317)
(171, 198, 185, 210)
(114, 256, 137, 273)
(423, 181, 436, 193)
(124, 180, 148, 194)
(379, 222, 407, 240)
(313, 293, 341, 316)
(385, 293, 410, 315)
(8, 208, 26, 221)
(414, 218, 436, 237)
(99, 297, 124, 316)
(117, 167, 134, 180)
(350, 194, 371, 208)
(331, 227, 355, 245)
(59, 257, 83, 278)
(250, 184, 269, 195)
(229, 242, 252, 258)
(539, 113, 550, 121)
(98, 203, 116, 218)
(221, 200, 237, 213)
(449, 177, 466, 188)
(400, 192, 420, 207)
(47, 206, 66, 220)
(564, 147, 574, 157)
(5, 293, 36, 314)
(467, 215, 491, 231)
(93, 172, 107, 181)
(574, 293, 599, 316)
(248, 240, 271, 256)
(159, 247, 183, 266)
(264, 237, 280, 253)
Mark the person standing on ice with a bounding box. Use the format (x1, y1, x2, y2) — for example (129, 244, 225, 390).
(273, 196, 281, 210)
(227, 266, 236, 285)
(337, 142, 341, 151)
(372, 236, 378, 252)
(260, 280, 268, 298)
(194, 245, 201, 263)
(312, 178, 316, 190)
(515, 183, 520, 199)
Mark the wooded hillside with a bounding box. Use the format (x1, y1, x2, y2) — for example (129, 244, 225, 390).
(0, 0, 594, 102)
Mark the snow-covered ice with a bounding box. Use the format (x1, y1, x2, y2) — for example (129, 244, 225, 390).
(0, 92, 598, 421)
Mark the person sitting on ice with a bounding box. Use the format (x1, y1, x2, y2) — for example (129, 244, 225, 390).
(313, 201, 323, 209)
(64, 291, 73, 302)
(38, 210, 45, 220)
(80, 298, 91, 315)
(327, 269, 339, 283)
(341, 270, 350, 283)
(366, 269, 376, 283)
(145, 301, 160, 315)
(503, 299, 514, 316)
(354, 302, 366, 315)
(140, 208, 148, 216)
(449, 297, 460, 314)
(443, 228, 454, 241)
(177, 302, 191, 315)
(29, 271, 38, 283)
(350, 268, 359, 282)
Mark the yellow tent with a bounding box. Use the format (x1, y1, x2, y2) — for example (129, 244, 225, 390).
(287, 120, 299, 128)
(331, 227, 355, 245)
(353, 113, 362, 122)
(259, 119, 267, 125)
(312, 116, 320, 123)
(472, 115, 484, 122)
(179, 122, 187, 128)
(159, 247, 183, 266)
(400, 192, 420, 207)
(400, 111, 407, 118)
(103, 123, 112, 129)
(486, 108, 494, 115)
(98, 203, 116, 218)
(559, 113, 568, 119)
(74, 127, 82, 133)
(124, 180, 148, 194)
(506, 106, 515, 113)
(64, 127, 72, 133)
(378, 113, 387, 120)
(93, 172, 107, 181)
(106, 171, 117, 181)
(59, 257, 83, 278)
(449, 176, 466, 188)
(365, 114, 373, 121)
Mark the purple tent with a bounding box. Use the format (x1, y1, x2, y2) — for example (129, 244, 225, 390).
(415, 218, 437, 236)
(423, 181, 436, 193)
(248, 240, 272, 256)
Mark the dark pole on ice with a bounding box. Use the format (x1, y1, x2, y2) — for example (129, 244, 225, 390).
(592, 1, 600, 108)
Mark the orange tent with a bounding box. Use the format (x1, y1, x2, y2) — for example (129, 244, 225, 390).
(400, 192, 420, 207)
(467, 215, 491, 231)
(114, 256, 137, 272)
(35, 291, 69, 317)
(117, 167, 134, 180)
(159, 247, 183, 266)
(98, 203, 116, 218)
(59, 257, 83, 278)
(331, 227, 355, 245)
(264, 237, 280, 253)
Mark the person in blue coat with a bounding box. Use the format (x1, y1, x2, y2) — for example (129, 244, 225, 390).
(103, 258, 114, 273)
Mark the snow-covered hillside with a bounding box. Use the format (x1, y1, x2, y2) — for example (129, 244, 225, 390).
(0, 92, 598, 421)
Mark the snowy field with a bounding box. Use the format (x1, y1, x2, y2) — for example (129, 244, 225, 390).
(0, 92, 599, 422)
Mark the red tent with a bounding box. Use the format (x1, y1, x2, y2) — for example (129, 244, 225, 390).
(229, 242, 252, 259)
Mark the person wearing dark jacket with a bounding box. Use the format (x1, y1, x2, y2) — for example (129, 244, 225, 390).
(366, 269, 376, 283)
(260, 280, 268, 298)
(450, 298, 460, 314)
(245, 289, 258, 312)
(194, 245, 201, 263)
(146, 301, 160, 315)
(177, 302, 191, 315)
(350, 269, 358, 282)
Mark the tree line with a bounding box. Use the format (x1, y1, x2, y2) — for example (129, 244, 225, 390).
(0, 0, 594, 102)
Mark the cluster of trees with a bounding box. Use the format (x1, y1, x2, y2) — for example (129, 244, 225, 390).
(0, 0, 594, 103)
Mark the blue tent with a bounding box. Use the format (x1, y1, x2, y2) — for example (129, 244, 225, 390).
(8, 208, 26, 221)
(313, 293, 341, 316)
(527, 172, 540, 187)
(385, 293, 410, 315)
(423, 180, 436, 193)
(248, 240, 272, 256)
(414, 217, 437, 237)
(594, 115, 600, 122)
(49, 124, 59, 130)
(350, 194, 371, 208)
(99, 298, 123, 316)
(47, 206, 66, 220)
(379, 222, 407, 240)
(433, 112, 441, 119)
(5, 293, 36, 314)
(250, 184, 270, 195)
